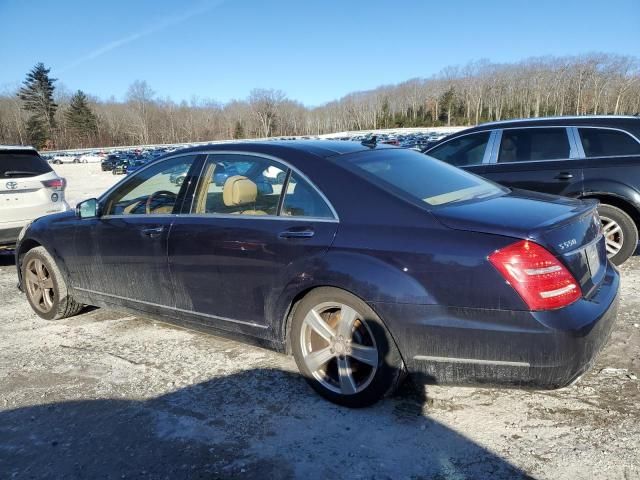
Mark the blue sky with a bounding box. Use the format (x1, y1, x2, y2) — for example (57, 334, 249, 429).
(1, 0, 639, 107)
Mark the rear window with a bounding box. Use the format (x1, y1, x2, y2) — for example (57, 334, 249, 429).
(578, 128, 640, 157)
(0, 150, 52, 178)
(340, 148, 506, 207)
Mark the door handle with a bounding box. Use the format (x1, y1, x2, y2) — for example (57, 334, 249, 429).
(141, 226, 164, 238)
(555, 172, 574, 180)
(279, 228, 315, 239)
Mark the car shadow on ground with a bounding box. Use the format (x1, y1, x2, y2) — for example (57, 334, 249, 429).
(0, 369, 533, 480)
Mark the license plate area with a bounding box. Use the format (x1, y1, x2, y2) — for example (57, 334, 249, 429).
(585, 241, 602, 278)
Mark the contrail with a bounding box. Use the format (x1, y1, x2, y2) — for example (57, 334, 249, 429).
(59, 0, 224, 73)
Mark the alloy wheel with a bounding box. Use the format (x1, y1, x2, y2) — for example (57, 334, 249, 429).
(601, 215, 624, 258)
(25, 258, 55, 314)
(300, 302, 378, 395)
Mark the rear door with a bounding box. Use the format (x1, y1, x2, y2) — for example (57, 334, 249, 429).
(578, 126, 640, 195)
(481, 127, 583, 197)
(168, 152, 338, 332)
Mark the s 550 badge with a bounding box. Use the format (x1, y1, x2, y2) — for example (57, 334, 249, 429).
(558, 239, 577, 250)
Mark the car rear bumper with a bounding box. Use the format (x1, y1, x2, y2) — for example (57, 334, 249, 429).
(371, 262, 619, 389)
(0, 221, 28, 246)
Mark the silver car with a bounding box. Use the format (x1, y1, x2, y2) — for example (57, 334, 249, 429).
(0, 146, 69, 246)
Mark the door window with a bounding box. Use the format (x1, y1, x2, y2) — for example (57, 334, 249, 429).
(578, 128, 640, 157)
(427, 131, 491, 167)
(192, 154, 286, 215)
(281, 172, 335, 218)
(103, 154, 198, 216)
(498, 128, 570, 163)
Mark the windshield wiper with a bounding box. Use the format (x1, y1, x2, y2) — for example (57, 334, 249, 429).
(2, 170, 38, 178)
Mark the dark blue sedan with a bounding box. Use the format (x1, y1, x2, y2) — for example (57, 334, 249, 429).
(15, 141, 619, 407)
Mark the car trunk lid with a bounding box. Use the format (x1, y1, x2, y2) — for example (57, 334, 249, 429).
(432, 189, 606, 296)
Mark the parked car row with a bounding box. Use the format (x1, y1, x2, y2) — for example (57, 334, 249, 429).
(330, 131, 452, 150)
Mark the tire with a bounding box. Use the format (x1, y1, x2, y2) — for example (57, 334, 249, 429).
(21, 246, 83, 321)
(598, 204, 638, 266)
(290, 287, 405, 407)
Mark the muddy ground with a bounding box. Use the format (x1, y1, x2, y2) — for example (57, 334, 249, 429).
(0, 165, 639, 479)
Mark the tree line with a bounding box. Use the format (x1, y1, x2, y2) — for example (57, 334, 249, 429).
(0, 53, 638, 150)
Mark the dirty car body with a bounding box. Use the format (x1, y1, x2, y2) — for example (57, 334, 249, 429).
(16, 141, 619, 397)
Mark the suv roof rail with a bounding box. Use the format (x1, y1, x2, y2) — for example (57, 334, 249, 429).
(478, 115, 639, 127)
(0, 145, 36, 151)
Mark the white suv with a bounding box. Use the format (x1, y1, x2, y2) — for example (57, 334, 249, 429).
(0, 146, 70, 246)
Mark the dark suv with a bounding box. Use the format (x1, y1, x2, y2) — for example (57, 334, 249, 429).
(425, 115, 640, 265)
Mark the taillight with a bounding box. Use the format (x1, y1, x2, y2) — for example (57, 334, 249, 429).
(42, 178, 66, 190)
(488, 240, 581, 311)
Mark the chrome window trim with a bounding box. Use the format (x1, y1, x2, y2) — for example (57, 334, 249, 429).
(424, 130, 493, 167)
(491, 126, 575, 165)
(487, 130, 502, 164)
(568, 127, 586, 158)
(198, 150, 339, 221)
(74, 287, 268, 329)
(98, 150, 340, 222)
(573, 125, 640, 159)
(482, 130, 499, 164)
(100, 212, 338, 223)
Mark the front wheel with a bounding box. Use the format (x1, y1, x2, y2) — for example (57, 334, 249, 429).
(291, 287, 405, 407)
(22, 247, 84, 320)
(598, 204, 638, 266)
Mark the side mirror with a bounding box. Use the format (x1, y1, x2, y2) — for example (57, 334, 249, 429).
(76, 198, 99, 219)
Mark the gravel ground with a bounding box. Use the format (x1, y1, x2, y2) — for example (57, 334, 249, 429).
(0, 165, 639, 479)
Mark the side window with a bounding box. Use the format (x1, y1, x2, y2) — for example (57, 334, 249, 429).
(498, 128, 570, 163)
(281, 172, 334, 218)
(427, 131, 491, 167)
(578, 128, 640, 157)
(193, 154, 286, 216)
(104, 155, 197, 216)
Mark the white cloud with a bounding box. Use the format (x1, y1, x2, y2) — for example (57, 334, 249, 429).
(59, 0, 224, 72)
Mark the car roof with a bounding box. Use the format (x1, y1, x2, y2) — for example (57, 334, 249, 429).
(171, 140, 396, 159)
(0, 145, 36, 152)
(466, 115, 640, 132)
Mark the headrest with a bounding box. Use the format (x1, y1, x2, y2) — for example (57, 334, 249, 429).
(223, 175, 257, 206)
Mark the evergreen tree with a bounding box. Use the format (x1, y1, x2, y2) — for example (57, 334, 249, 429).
(65, 90, 98, 144)
(233, 120, 245, 139)
(18, 63, 57, 148)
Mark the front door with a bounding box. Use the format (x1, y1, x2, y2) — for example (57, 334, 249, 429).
(168, 153, 339, 331)
(72, 154, 201, 306)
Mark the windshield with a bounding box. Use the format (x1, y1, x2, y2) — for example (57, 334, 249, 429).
(341, 148, 506, 207)
(0, 150, 52, 178)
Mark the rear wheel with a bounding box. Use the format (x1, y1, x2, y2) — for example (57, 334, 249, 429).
(291, 287, 405, 407)
(598, 204, 638, 266)
(22, 247, 83, 320)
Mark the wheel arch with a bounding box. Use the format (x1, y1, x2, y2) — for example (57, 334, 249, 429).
(581, 192, 640, 227)
(15, 238, 43, 290)
(279, 284, 408, 372)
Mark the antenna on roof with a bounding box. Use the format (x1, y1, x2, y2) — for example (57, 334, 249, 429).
(361, 135, 377, 148)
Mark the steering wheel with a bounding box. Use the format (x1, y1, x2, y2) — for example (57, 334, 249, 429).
(145, 190, 177, 215)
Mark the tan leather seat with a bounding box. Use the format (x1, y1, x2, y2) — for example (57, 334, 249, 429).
(222, 175, 267, 215)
